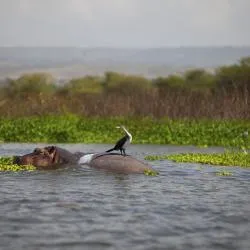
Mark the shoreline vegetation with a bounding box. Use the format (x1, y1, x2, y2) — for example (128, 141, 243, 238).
(0, 116, 249, 147)
(0, 57, 249, 119)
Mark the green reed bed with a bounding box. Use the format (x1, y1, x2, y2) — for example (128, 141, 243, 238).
(0, 157, 36, 171)
(0, 115, 249, 147)
(145, 152, 250, 168)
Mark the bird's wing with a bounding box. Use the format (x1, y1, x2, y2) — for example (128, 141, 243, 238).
(114, 136, 127, 149)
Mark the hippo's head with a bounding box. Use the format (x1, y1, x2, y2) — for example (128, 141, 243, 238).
(13, 146, 62, 168)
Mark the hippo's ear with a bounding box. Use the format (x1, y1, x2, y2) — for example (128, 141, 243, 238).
(46, 146, 59, 163)
(47, 146, 56, 155)
(48, 146, 60, 163)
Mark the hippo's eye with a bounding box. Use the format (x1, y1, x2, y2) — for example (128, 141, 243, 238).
(39, 150, 46, 155)
(41, 150, 50, 156)
(34, 148, 41, 153)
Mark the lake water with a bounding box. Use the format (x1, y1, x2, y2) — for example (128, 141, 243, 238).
(0, 143, 249, 250)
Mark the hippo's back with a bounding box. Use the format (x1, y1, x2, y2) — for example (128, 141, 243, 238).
(89, 153, 152, 174)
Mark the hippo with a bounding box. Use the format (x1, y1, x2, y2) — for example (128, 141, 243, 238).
(13, 146, 153, 174)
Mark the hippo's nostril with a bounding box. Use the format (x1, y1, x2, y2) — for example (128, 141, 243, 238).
(13, 156, 21, 165)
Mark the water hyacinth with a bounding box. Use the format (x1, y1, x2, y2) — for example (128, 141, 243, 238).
(145, 152, 250, 168)
(0, 115, 249, 147)
(144, 169, 159, 176)
(241, 131, 249, 154)
(0, 157, 36, 171)
(216, 170, 233, 176)
(243, 131, 249, 137)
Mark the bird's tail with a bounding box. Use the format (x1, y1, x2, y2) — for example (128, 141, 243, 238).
(106, 148, 114, 152)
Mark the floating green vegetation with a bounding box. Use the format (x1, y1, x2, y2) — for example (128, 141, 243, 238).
(145, 155, 168, 161)
(0, 157, 13, 165)
(0, 115, 249, 147)
(144, 169, 159, 176)
(0, 157, 36, 172)
(145, 152, 250, 168)
(216, 170, 233, 176)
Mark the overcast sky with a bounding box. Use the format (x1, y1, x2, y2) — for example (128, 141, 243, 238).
(1, 0, 250, 47)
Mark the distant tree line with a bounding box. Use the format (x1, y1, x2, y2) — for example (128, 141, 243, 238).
(0, 57, 249, 119)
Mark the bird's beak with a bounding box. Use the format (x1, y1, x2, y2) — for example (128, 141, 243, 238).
(116, 126, 121, 129)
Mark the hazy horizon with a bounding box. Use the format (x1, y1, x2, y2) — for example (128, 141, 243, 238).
(1, 46, 250, 80)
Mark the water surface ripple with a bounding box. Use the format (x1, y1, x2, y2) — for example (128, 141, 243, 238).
(0, 143, 249, 250)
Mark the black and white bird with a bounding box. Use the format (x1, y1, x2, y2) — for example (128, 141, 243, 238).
(106, 126, 132, 156)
